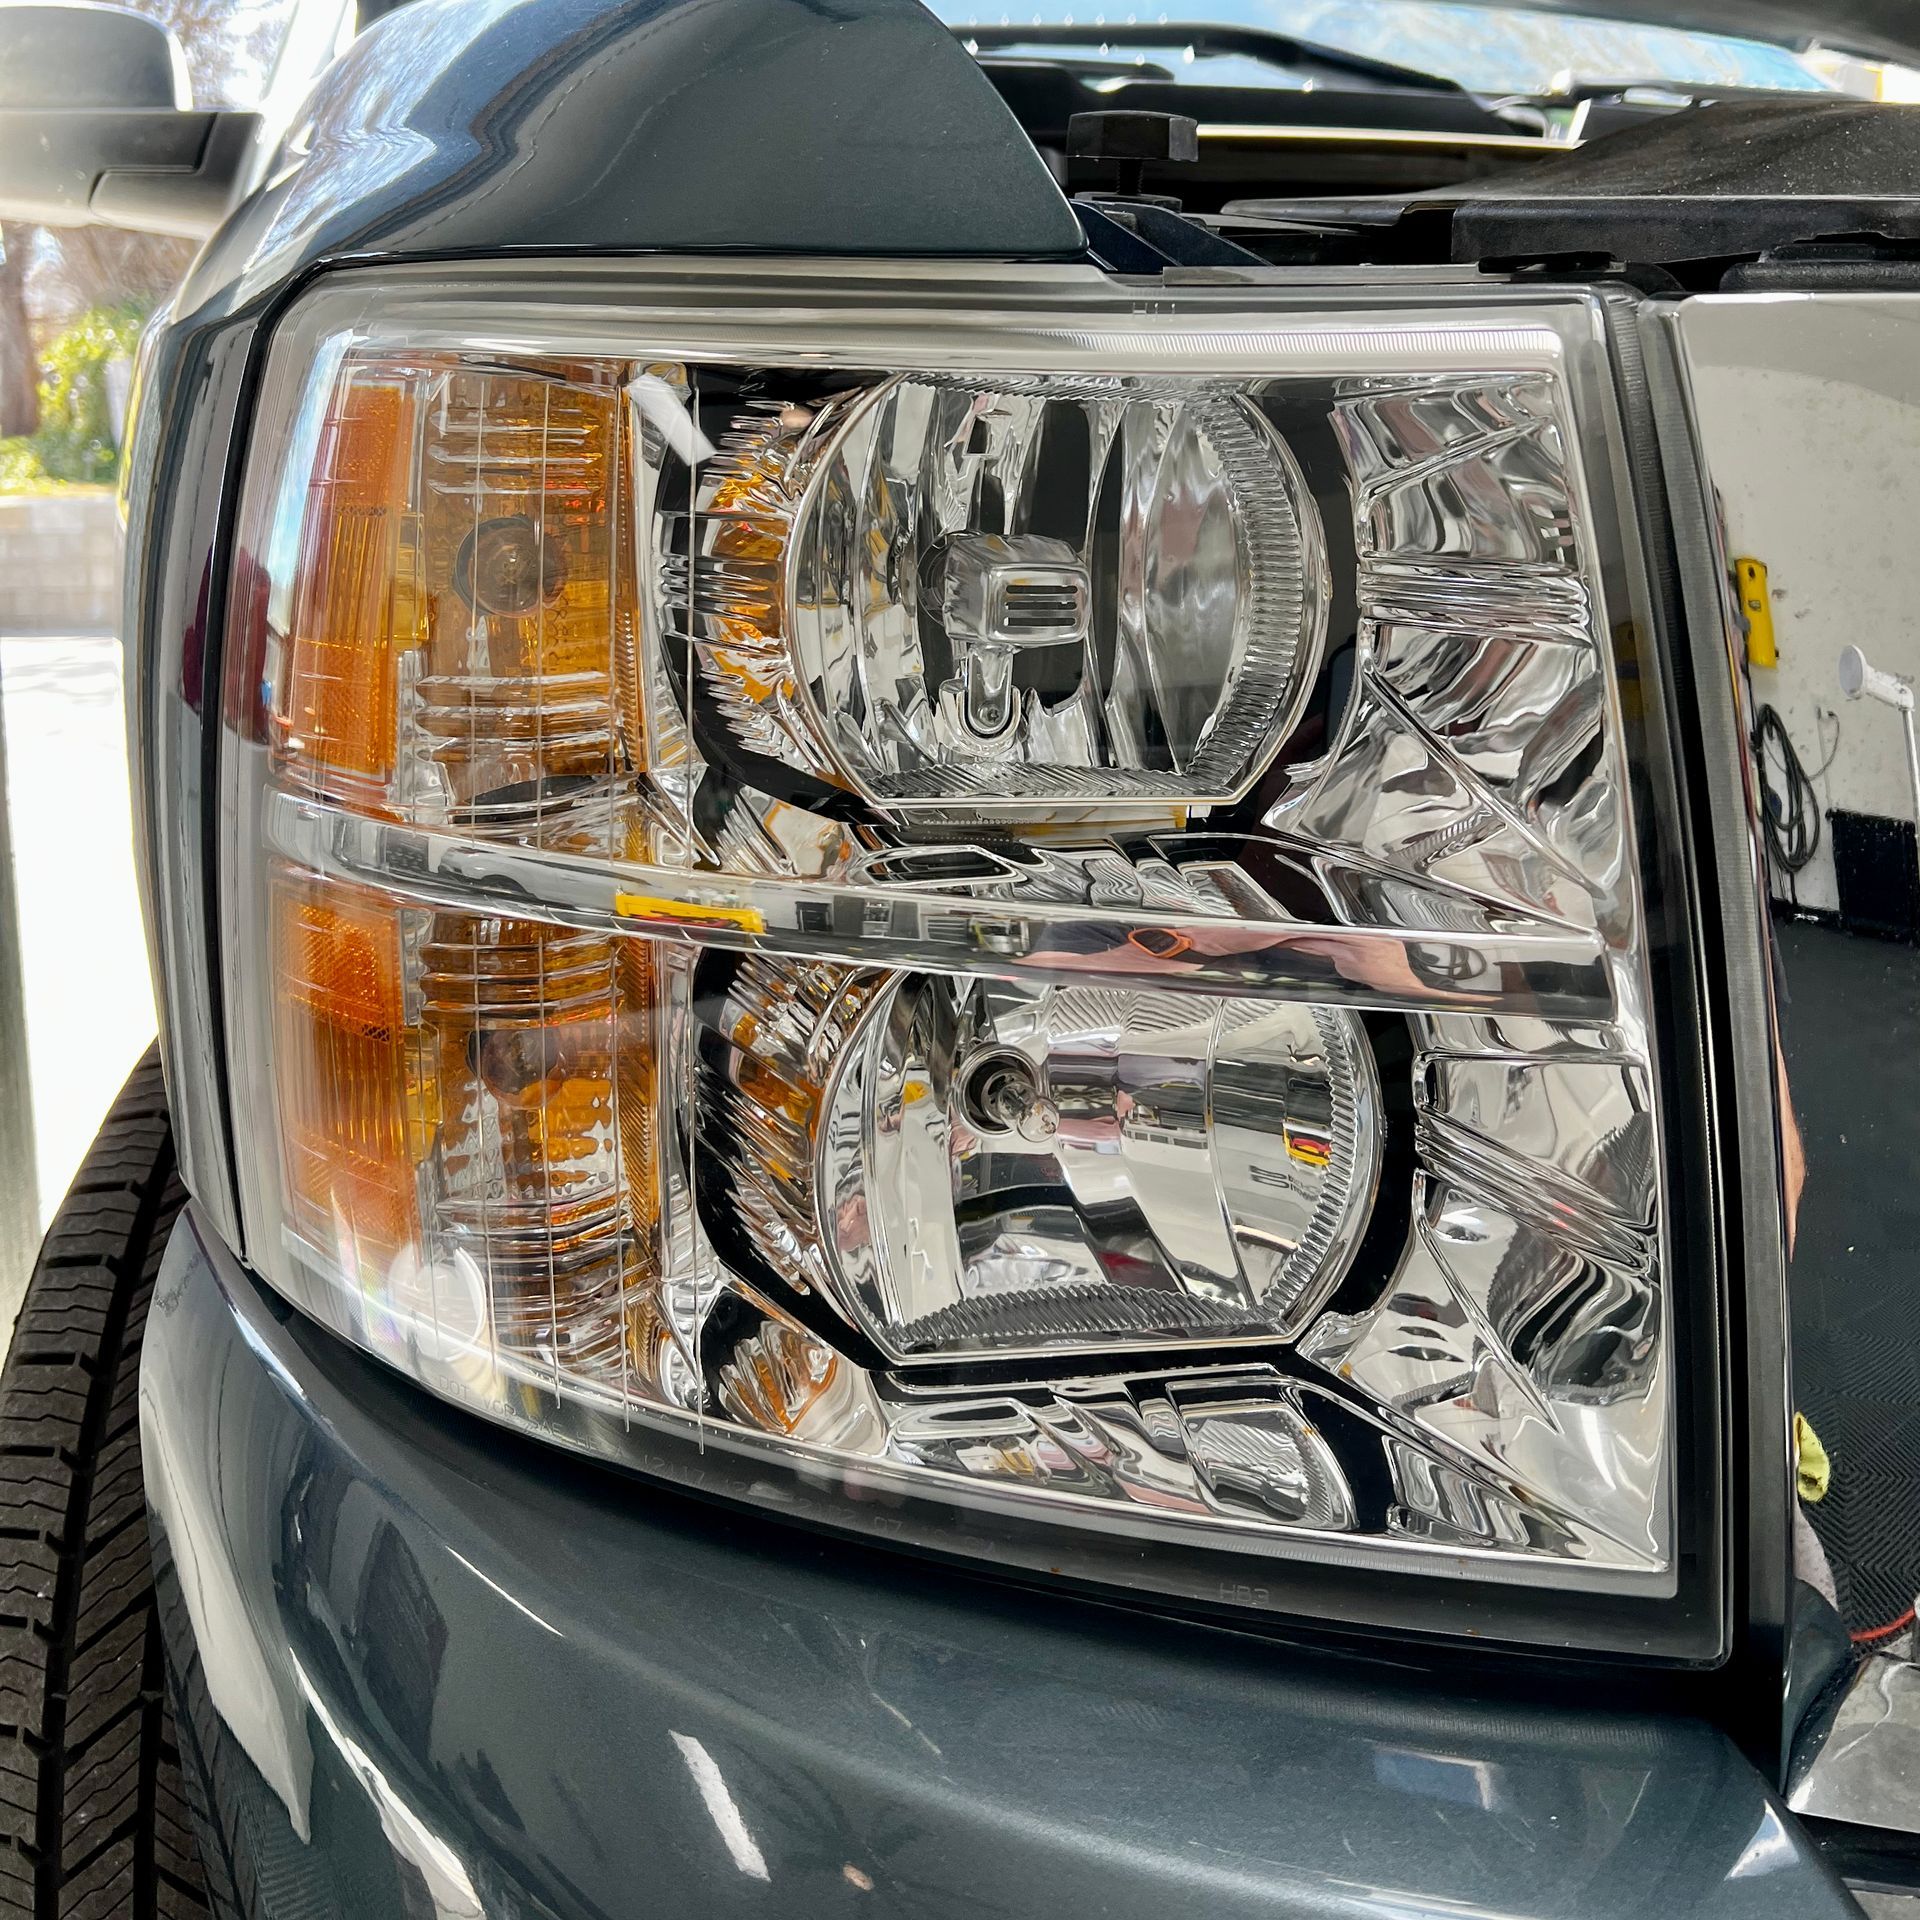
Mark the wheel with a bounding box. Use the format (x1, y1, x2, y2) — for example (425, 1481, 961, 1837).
(0, 1049, 210, 1918)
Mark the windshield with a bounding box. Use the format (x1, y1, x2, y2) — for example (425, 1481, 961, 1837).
(931, 0, 1828, 96)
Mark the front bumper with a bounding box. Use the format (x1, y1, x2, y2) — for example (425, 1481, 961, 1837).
(140, 1204, 1852, 1920)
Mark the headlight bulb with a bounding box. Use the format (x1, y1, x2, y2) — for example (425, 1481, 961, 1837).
(957, 1045, 1060, 1147)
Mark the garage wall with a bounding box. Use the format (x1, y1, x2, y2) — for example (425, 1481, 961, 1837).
(1680, 295, 1920, 918)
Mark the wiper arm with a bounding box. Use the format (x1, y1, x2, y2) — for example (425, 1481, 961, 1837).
(956, 22, 1465, 96)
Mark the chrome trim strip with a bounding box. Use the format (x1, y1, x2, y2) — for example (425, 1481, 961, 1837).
(268, 791, 1617, 1019)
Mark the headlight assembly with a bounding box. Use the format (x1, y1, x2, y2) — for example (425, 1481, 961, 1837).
(220, 263, 1693, 1645)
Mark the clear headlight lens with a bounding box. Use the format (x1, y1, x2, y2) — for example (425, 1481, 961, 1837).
(220, 267, 1675, 1631)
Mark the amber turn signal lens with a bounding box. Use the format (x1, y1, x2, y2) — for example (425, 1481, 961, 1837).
(276, 370, 418, 793)
(272, 871, 422, 1267)
(269, 353, 637, 820)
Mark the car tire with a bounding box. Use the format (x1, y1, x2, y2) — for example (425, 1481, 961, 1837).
(0, 1049, 210, 1919)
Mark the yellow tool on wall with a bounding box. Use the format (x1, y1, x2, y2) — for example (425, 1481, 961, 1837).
(1735, 556, 1777, 669)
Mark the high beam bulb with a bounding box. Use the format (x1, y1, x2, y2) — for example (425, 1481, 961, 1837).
(778, 375, 1325, 809)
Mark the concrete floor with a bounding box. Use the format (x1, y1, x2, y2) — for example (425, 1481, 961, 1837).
(0, 633, 157, 1348)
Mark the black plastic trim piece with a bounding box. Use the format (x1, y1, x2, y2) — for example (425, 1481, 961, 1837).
(1638, 307, 1796, 1769)
(1225, 100, 1920, 277)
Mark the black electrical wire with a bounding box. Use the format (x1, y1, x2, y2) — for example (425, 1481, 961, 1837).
(1753, 702, 1822, 877)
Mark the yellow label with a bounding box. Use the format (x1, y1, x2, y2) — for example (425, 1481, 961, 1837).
(613, 891, 766, 935)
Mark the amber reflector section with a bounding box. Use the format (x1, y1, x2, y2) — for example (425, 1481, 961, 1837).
(272, 870, 421, 1267)
(716, 1315, 842, 1434)
(271, 861, 662, 1386)
(270, 353, 638, 819)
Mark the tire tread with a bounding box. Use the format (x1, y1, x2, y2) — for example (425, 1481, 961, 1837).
(0, 1050, 210, 1919)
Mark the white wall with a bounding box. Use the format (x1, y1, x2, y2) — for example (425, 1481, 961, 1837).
(0, 492, 121, 634)
(1680, 295, 1920, 917)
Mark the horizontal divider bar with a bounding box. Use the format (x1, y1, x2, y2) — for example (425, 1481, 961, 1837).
(269, 792, 1618, 1020)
